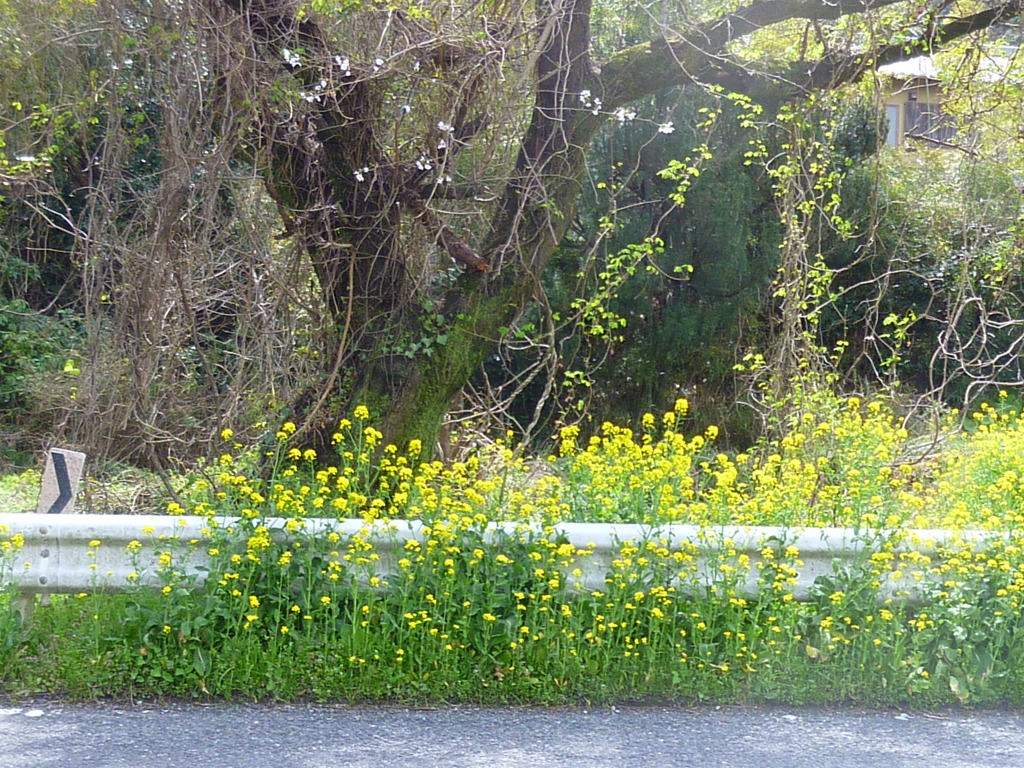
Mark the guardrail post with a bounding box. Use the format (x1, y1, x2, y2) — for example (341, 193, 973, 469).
(10, 595, 34, 627)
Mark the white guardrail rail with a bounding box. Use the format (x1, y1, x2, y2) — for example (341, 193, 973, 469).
(0, 512, 996, 606)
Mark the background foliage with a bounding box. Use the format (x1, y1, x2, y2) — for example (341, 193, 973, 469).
(0, 0, 1021, 468)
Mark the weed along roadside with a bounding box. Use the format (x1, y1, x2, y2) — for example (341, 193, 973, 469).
(3, 395, 1024, 706)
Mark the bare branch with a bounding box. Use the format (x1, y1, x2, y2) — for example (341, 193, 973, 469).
(600, 0, 1020, 110)
(801, 0, 1024, 92)
(405, 194, 489, 272)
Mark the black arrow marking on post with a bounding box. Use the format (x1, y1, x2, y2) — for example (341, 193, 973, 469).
(46, 451, 72, 514)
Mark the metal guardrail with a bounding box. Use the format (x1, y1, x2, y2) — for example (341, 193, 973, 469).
(0, 513, 995, 607)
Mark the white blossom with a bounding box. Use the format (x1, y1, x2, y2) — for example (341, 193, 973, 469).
(282, 48, 301, 67)
(334, 56, 351, 75)
(437, 139, 447, 150)
(658, 122, 675, 134)
(354, 166, 370, 182)
(579, 89, 602, 114)
(300, 79, 330, 104)
(614, 107, 637, 123)
(437, 120, 454, 133)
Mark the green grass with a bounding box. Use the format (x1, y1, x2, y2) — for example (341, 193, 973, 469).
(0, 469, 40, 513)
(2, 576, 1020, 707)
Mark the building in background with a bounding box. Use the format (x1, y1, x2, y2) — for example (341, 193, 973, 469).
(879, 56, 956, 148)
(879, 53, 1019, 148)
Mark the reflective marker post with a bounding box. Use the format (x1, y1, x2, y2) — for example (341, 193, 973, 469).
(37, 448, 86, 515)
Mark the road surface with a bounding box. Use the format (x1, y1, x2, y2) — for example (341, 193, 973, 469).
(1, 700, 1022, 767)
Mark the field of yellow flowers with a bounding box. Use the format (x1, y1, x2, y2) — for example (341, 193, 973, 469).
(4, 393, 1024, 706)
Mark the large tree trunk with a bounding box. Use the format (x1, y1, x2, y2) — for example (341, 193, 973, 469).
(368, 0, 602, 449)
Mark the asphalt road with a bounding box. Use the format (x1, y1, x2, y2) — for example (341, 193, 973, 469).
(1, 700, 1023, 767)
